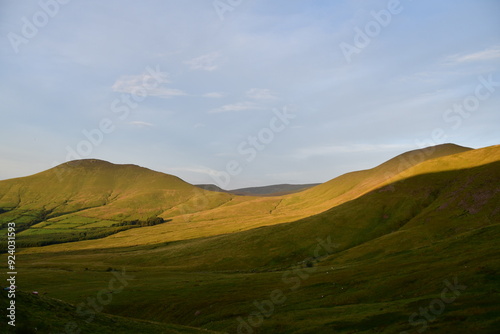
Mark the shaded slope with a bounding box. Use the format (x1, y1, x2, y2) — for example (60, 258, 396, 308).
(17, 225, 500, 333)
(0, 289, 223, 334)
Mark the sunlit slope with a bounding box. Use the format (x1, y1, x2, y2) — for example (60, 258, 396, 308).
(0, 159, 237, 246)
(273, 143, 473, 214)
(0, 159, 232, 220)
(385, 144, 500, 183)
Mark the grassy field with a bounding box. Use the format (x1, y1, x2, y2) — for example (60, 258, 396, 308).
(1, 144, 499, 333)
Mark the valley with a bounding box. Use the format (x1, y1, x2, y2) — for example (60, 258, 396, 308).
(1, 144, 499, 333)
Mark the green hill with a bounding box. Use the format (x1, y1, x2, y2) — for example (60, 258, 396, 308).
(0, 159, 231, 219)
(0, 159, 234, 247)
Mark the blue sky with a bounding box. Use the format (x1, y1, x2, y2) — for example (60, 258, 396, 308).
(1, 0, 499, 188)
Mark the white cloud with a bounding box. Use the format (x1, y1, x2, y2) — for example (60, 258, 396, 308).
(209, 101, 262, 113)
(445, 46, 500, 64)
(246, 88, 278, 100)
(184, 52, 220, 71)
(203, 92, 225, 98)
(129, 121, 154, 127)
(112, 72, 186, 98)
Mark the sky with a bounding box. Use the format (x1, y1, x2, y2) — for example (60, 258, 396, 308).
(0, 0, 499, 189)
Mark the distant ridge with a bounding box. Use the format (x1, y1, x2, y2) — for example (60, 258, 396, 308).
(195, 184, 228, 193)
(231, 183, 321, 196)
(196, 183, 320, 196)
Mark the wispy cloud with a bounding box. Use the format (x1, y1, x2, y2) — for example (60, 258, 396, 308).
(399, 71, 443, 84)
(112, 72, 186, 98)
(203, 92, 225, 98)
(129, 121, 154, 127)
(399, 89, 454, 107)
(209, 101, 262, 113)
(184, 52, 220, 71)
(445, 46, 500, 65)
(246, 88, 278, 100)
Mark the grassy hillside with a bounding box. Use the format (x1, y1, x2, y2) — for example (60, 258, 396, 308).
(0, 159, 235, 247)
(0, 289, 222, 334)
(16, 225, 499, 333)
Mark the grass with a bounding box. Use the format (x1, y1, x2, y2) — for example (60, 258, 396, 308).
(0, 290, 224, 333)
(12, 222, 500, 333)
